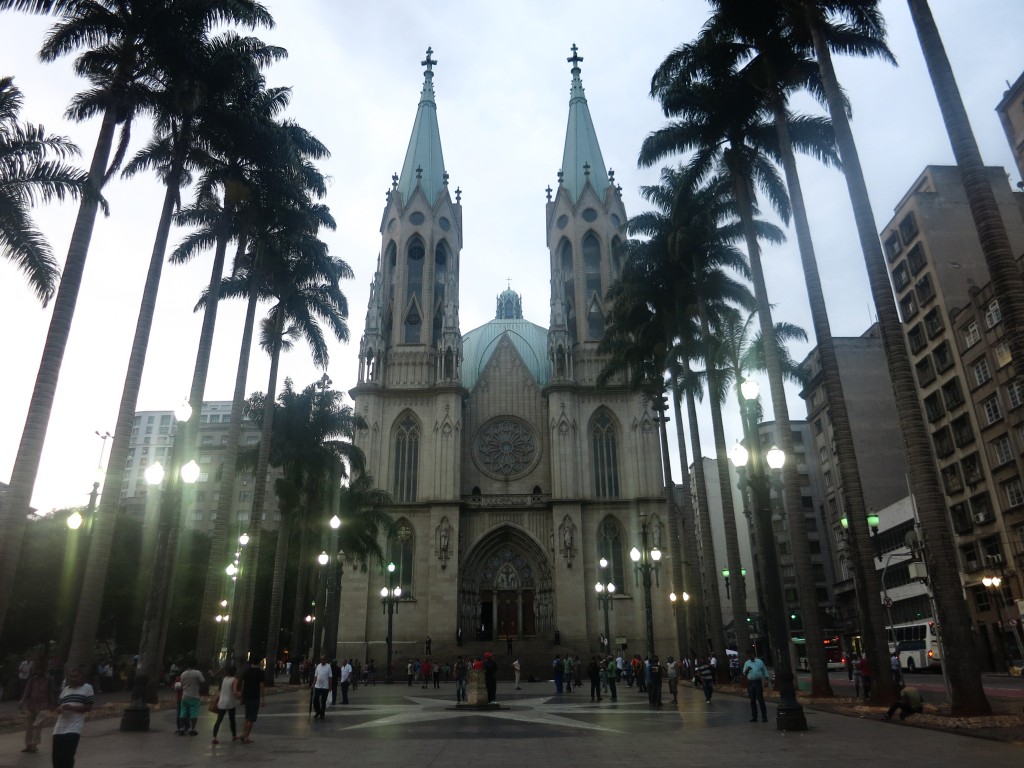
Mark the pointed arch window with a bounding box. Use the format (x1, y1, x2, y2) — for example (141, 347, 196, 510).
(611, 235, 623, 277)
(405, 238, 425, 343)
(559, 239, 576, 345)
(592, 410, 619, 498)
(583, 233, 602, 299)
(388, 521, 415, 597)
(393, 415, 420, 502)
(587, 296, 605, 341)
(597, 516, 625, 590)
(385, 241, 398, 301)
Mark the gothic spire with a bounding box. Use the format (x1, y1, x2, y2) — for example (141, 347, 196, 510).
(559, 44, 609, 205)
(397, 47, 448, 206)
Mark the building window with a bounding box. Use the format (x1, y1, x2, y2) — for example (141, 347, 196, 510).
(923, 307, 943, 338)
(404, 238, 425, 344)
(892, 262, 910, 290)
(1004, 478, 1024, 508)
(592, 411, 620, 498)
(899, 212, 919, 244)
(907, 324, 926, 354)
(991, 434, 1014, 466)
(915, 357, 935, 387)
(972, 585, 991, 612)
(388, 522, 414, 598)
(885, 232, 903, 261)
(199, 453, 212, 464)
(924, 392, 945, 422)
(982, 395, 1003, 426)
(933, 427, 954, 457)
(962, 321, 981, 349)
(198, 472, 209, 483)
(951, 414, 974, 447)
(933, 341, 953, 373)
(970, 493, 994, 524)
(814, 419, 823, 435)
(1008, 379, 1024, 409)
(899, 293, 918, 321)
(823, 470, 833, 489)
(597, 516, 626, 590)
(941, 464, 963, 495)
(915, 275, 935, 305)
(995, 341, 1012, 369)
(972, 357, 992, 387)
(393, 415, 420, 502)
(984, 299, 1002, 329)
(238, 490, 252, 503)
(201, 435, 214, 446)
(961, 453, 982, 486)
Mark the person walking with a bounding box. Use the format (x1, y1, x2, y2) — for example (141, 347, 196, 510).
(552, 655, 565, 694)
(605, 656, 618, 702)
(587, 656, 602, 702)
(312, 656, 331, 719)
(564, 655, 573, 693)
(19, 666, 50, 753)
(483, 652, 498, 704)
(649, 656, 663, 706)
(340, 659, 353, 704)
(666, 657, 679, 705)
(851, 653, 862, 698)
(420, 658, 432, 690)
(239, 660, 265, 743)
(454, 656, 468, 703)
(329, 659, 340, 706)
(211, 665, 240, 744)
(696, 656, 714, 704)
(858, 654, 873, 700)
(890, 652, 902, 687)
(179, 658, 205, 736)
(425, 636, 432, 655)
(51, 666, 93, 768)
(742, 647, 769, 723)
(407, 659, 414, 686)
(513, 657, 521, 690)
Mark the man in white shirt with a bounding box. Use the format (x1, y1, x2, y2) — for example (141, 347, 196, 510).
(179, 659, 205, 735)
(340, 658, 353, 704)
(52, 667, 94, 768)
(312, 656, 332, 720)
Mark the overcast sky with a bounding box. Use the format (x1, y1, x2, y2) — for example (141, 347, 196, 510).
(1, 0, 1021, 515)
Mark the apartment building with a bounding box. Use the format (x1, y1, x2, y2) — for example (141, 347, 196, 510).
(881, 164, 1024, 669)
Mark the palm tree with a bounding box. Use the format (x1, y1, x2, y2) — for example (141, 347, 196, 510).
(788, 0, 991, 715)
(0, 75, 86, 302)
(0, 0, 273, 642)
(242, 377, 367, 680)
(227, 234, 353, 663)
(907, 0, 1024, 373)
(642, 41, 837, 694)
(66, 31, 284, 674)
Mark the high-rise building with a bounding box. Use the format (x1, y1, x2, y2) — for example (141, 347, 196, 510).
(881, 164, 1024, 670)
(340, 49, 675, 664)
(997, 70, 1024, 183)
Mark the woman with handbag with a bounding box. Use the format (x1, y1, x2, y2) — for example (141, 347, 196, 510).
(211, 665, 240, 744)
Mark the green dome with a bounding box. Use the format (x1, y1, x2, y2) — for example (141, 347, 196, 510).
(462, 318, 550, 390)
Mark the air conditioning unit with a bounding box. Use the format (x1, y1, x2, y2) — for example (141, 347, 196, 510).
(974, 512, 992, 525)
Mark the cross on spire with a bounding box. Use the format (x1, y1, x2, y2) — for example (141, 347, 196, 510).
(506, 277, 511, 289)
(567, 43, 583, 68)
(422, 47, 437, 73)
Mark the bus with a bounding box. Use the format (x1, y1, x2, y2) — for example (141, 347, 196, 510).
(794, 635, 846, 671)
(888, 621, 942, 672)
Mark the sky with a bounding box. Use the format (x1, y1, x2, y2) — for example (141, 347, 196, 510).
(1, 0, 1022, 515)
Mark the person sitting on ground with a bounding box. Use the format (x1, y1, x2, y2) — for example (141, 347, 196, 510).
(884, 685, 924, 721)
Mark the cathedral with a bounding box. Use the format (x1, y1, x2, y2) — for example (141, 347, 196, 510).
(338, 48, 679, 668)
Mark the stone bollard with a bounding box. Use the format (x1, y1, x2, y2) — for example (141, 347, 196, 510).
(466, 668, 489, 706)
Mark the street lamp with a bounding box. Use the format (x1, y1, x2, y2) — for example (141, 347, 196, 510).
(721, 568, 747, 600)
(731, 378, 807, 731)
(630, 513, 662, 657)
(381, 562, 401, 683)
(323, 513, 343, 660)
(595, 557, 615, 654)
(669, 591, 692, 654)
(983, 554, 1023, 672)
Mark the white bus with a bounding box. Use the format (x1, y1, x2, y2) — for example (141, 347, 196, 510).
(888, 621, 942, 672)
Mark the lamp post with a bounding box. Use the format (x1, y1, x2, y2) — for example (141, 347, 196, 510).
(983, 554, 1022, 672)
(730, 378, 807, 731)
(630, 512, 661, 657)
(669, 591, 691, 654)
(595, 557, 615, 653)
(323, 514, 342, 660)
(721, 568, 746, 600)
(381, 562, 401, 683)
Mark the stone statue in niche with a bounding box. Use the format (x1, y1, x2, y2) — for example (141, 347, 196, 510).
(652, 519, 662, 549)
(558, 515, 577, 568)
(436, 517, 452, 569)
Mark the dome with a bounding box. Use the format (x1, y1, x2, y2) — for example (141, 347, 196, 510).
(495, 288, 523, 320)
(461, 318, 550, 390)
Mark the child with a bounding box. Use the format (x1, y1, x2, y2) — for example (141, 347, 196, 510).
(174, 674, 186, 735)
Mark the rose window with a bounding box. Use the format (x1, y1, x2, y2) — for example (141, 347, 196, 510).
(475, 419, 537, 478)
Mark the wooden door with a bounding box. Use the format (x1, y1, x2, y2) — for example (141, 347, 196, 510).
(497, 590, 518, 637)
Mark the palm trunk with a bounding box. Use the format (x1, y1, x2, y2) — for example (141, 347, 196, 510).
(289, 523, 312, 680)
(669, 377, 701, 656)
(682, 356, 725, 659)
(909, 0, 1024, 372)
(806, 9, 989, 715)
(698, 301, 751, 663)
(233, 310, 286, 661)
(262, 510, 292, 684)
(656, 391, 688, 662)
(0, 105, 120, 638)
(195, 249, 261, 669)
(68, 133, 191, 673)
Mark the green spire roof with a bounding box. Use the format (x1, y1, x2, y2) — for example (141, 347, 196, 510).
(398, 48, 448, 207)
(560, 44, 609, 205)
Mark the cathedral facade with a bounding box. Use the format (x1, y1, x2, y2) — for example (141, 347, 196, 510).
(338, 48, 678, 666)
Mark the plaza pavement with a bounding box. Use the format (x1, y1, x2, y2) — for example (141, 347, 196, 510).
(0, 678, 1020, 768)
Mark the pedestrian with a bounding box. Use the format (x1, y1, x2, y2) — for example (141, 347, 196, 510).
(587, 656, 602, 701)
(574, 655, 582, 689)
(858, 654, 872, 700)
(891, 651, 902, 687)
(742, 647, 769, 723)
(554, 628, 561, 645)
(239, 659, 265, 743)
(433, 658, 441, 689)
(483, 652, 498, 704)
(606, 656, 618, 702)
(19, 666, 51, 753)
(457, 626, 463, 646)
(564, 655, 573, 693)
(696, 656, 714, 703)
(666, 657, 679, 705)
(51, 666, 93, 768)
(506, 635, 513, 654)
(211, 664, 240, 744)
(513, 657, 522, 690)
(425, 636, 432, 655)
(552, 654, 565, 693)
(17, 655, 34, 699)
(649, 656, 663, 706)
(312, 656, 331, 719)
(884, 685, 924, 721)
(454, 656, 468, 703)
(329, 659, 340, 705)
(407, 659, 414, 686)
(421, 658, 432, 689)
(340, 658, 353, 704)
(179, 658, 205, 736)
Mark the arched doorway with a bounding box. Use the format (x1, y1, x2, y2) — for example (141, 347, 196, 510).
(459, 525, 553, 642)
